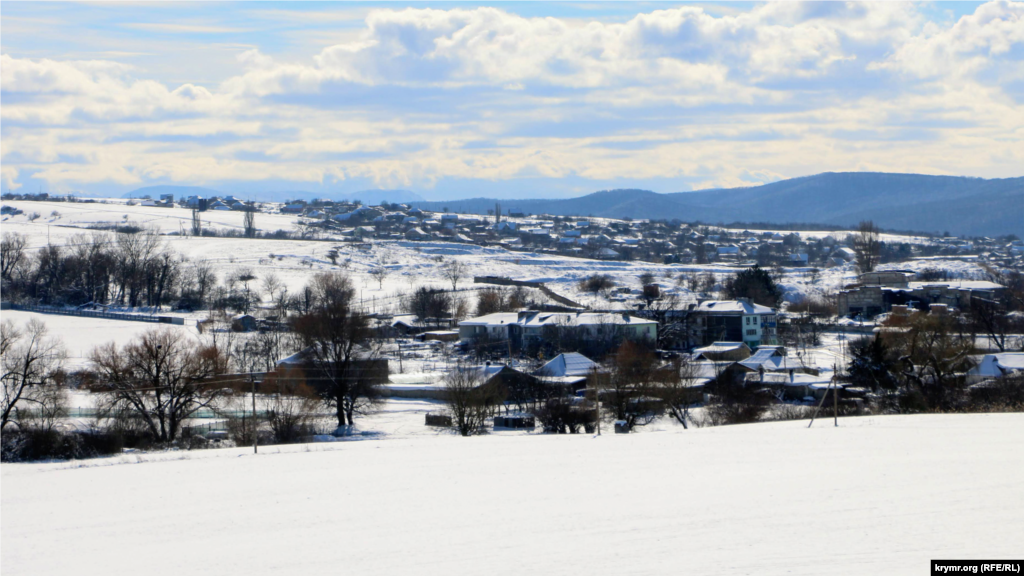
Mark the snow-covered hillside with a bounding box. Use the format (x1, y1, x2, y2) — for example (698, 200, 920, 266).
(3, 413, 1022, 576)
(5, 198, 990, 314)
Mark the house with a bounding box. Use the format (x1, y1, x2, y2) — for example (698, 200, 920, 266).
(737, 346, 817, 375)
(692, 300, 778, 348)
(967, 353, 1024, 383)
(716, 245, 740, 259)
(391, 314, 432, 335)
(534, 352, 602, 391)
(405, 227, 428, 240)
(832, 246, 857, 262)
(281, 203, 305, 214)
(458, 311, 658, 348)
(787, 253, 809, 266)
(275, 348, 389, 385)
(838, 272, 1005, 317)
(458, 313, 522, 343)
(230, 314, 258, 332)
(692, 342, 752, 362)
(471, 363, 541, 398)
(420, 330, 460, 342)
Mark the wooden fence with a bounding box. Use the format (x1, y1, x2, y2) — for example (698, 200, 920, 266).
(3, 303, 185, 325)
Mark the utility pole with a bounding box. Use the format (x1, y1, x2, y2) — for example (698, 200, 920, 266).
(807, 362, 839, 428)
(833, 363, 839, 427)
(252, 375, 258, 454)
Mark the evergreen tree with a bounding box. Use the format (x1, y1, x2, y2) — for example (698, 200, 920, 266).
(724, 265, 782, 308)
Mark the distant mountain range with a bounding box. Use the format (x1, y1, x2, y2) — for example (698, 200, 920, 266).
(411, 173, 1023, 237)
(122, 185, 221, 199)
(122, 186, 425, 205)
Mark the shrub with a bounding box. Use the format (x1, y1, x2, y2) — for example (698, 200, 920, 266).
(579, 274, 615, 293)
(1, 429, 124, 462)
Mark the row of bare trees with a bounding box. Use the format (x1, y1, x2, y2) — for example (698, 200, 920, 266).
(1, 230, 220, 309)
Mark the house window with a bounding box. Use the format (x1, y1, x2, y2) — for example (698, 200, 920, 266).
(746, 329, 757, 336)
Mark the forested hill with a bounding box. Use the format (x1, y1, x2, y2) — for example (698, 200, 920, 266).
(411, 173, 1024, 236)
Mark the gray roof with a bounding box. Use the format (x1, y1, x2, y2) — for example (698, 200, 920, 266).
(535, 352, 599, 377)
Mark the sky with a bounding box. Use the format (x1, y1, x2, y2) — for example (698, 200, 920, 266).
(1, 1, 1022, 201)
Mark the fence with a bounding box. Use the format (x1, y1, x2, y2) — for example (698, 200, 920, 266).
(62, 407, 239, 419)
(4, 303, 185, 325)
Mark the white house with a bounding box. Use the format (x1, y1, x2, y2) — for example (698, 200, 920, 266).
(694, 299, 778, 348)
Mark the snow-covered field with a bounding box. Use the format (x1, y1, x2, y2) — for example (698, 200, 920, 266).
(3, 413, 1022, 576)
(0, 310, 199, 369)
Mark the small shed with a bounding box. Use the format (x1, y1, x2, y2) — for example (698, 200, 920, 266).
(421, 330, 459, 342)
(231, 314, 258, 332)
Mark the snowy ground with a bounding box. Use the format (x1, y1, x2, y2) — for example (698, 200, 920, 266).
(0, 310, 199, 369)
(3, 413, 1022, 576)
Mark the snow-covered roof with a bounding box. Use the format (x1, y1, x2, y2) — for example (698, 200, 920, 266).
(696, 300, 775, 315)
(906, 281, 1003, 291)
(460, 312, 656, 329)
(458, 313, 520, 327)
(690, 361, 736, 381)
(536, 353, 599, 377)
(739, 354, 805, 372)
(969, 353, 1024, 379)
(693, 342, 751, 355)
(519, 312, 656, 328)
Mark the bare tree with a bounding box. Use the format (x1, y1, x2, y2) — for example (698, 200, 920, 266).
(442, 364, 498, 436)
(88, 329, 228, 442)
(441, 260, 467, 291)
(292, 272, 386, 428)
(186, 258, 218, 309)
(1, 319, 67, 431)
(656, 357, 703, 429)
(233, 268, 258, 313)
(602, 340, 661, 431)
(853, 220, 881, 273)
(369, 265, 389, 290)
(261, 272, 283, 303)
(966, 296, 1020, 353)
(1, 232, 28, 282)
(256, 368, 321, 444)
(243, 202, 257, 238)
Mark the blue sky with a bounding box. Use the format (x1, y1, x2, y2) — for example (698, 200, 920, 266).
(2, 1, 1022, 200)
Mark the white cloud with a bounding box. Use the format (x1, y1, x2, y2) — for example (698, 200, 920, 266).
(224, 4, 915, 96)
(1, 2, 1022, 194)
(873, 0, 1024, 79)
(1, 166, 22, 190)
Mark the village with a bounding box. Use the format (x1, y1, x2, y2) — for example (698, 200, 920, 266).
(2, 192, 1022, 453)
